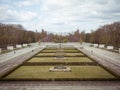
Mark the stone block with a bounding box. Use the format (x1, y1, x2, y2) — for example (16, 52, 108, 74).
(94, 44, 98, 47)
(119, 48, 120, 53)
(23, 44, 27, 47)
(99, 44, 105, 48)
(0, 48, 1, 53)
(7, 46, 14, 50)
(16, 45, 22, 48)
(107, 46, 114, 50)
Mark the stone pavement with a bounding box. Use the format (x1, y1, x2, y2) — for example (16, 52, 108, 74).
(0, 44, 45, 77)
(0, 81, 120, 90)
(0, 86, 120, 90)
(74, 43, 120, 77)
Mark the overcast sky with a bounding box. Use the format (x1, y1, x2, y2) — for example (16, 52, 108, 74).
(0, 0, 120, 33)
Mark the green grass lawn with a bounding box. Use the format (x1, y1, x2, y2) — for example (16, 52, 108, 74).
(5, 66, 115, 79)
(28, 57, 93, 63)
(36, 53, 85, 57)
(44, 48, 57, 50)
(63, 47, 77, 50)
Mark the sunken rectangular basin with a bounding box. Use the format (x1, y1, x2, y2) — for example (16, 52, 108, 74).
(5, 66, 116, 80)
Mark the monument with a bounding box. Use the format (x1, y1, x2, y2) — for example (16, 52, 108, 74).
(49, 65, 71, 72)
(49, 43, 71, 72)
(54, 43, 67, 60)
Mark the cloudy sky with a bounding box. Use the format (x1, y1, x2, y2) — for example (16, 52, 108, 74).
(0, 0, 120, 33)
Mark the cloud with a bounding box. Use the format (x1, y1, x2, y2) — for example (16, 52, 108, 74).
(0, 6, 37, 22)
(0, 0, 120, 33)
(16, 1, 32, 7)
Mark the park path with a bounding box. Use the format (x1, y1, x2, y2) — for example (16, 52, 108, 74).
(75, 43, 120, 77)
(0, 44, 45, 77)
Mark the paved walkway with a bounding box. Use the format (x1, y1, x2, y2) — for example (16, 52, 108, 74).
(0, 44, 45, 77)
(75, 43, 120, 77)
(0, 85, 120, 90)
(0, 81, 120, 90)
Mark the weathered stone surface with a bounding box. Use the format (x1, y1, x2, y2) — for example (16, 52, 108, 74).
(7, 46, 14, 50)
(99, 44, 105, 48)
(23, 44, 28, 47)
(16, 45, 22, 48)
(107, 46, 114, 50)
(93, 44, 98, 47)
(0, 85, 120, 90)
(0, 48, 1, 53)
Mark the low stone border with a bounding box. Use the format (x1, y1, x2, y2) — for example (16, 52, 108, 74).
(22, 62, 97, 66)
(0, 77, 118, 81)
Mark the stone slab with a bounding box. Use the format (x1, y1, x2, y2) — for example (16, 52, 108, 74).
(23, 44, 27, 47)
(93, 44, 98, 48)
(107, 46, 114, 50)
(0, 48, 1, 53)
(16, 45, 22, 48)
(7, 46, 14, 50)
(99, 44, 105, 48)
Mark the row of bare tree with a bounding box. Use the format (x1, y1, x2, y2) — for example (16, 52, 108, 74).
(84, 22, 120, 48)
(0, 23, 47, 48)
(0, 22, 119, 48)
(41, 29, 81, 43)
(0, 23, 82, 48)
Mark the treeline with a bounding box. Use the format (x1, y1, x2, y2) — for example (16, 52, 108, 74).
(0, 23, 47, 48)
(84, 22, 120, 48)
(0, 23, 82, 48)
(41, 29, 81, 42)
(0, 22, 120, 48)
